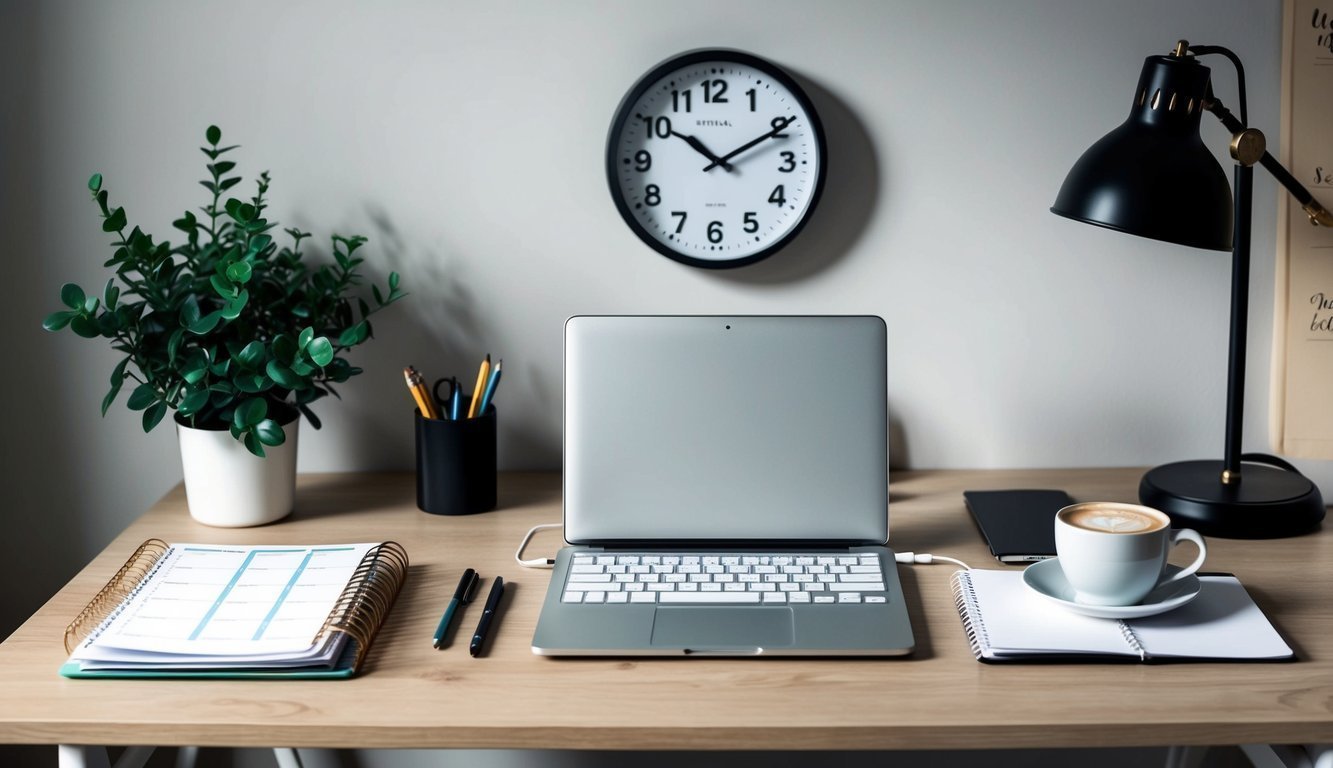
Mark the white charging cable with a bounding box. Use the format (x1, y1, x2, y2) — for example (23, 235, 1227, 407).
(895, 551, 971, 570)
(515, 523, 562, 569)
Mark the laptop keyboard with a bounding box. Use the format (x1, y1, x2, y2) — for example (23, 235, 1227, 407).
(561, 553, 886, 605)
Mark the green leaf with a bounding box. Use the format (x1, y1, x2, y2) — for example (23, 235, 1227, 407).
(254, 418, 286, 447)
(167, 327, 186, 363)
(188, 310, 222, 335)
(70, 315, 101, 338)
(103, 279, 119, 311)
(224, 197, 243, 219)
(100, 381, 122, 417)
(297, 327, 314, 351)
(126, 383, 158, 411)
(297, 403, 322, 430)
(142, 401, 168, 432)
(307, 336, 334, 367)
(178, 389, 211, 416)
(42, 310, 75, 331)
(389, 272, 400, 292)
(221, 289, 248, 320)
(83, 295, 100, 314)
(225, 260, 252, 284)
(210, 273, 237, 299)
(234, 397, 267, 428)
(172, 211, 198, 233)
(272, 334, 297, 364)
(180, 294, 201, 327)
(219, 177, 242, 191)
(236, 340, 266, 370)
(109, 357, 129, 388)
(243, 430, 266, 458)
(88, 173, 103, 192)
(265, 360, 301, 389)
(206, 125, 221, 145)
(337, 321, 369, 347)
(102, 206, 127, 232)
(209, 161, 236, 176)
(181, 349, 209, 384)
(60, 283, 86, 310)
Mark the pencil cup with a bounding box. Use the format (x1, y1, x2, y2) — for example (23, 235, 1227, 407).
(415, 398, 497, 516)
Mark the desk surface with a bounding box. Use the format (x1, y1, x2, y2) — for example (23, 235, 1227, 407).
(1, 469, 1330, 751)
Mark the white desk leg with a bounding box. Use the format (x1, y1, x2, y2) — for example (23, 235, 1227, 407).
(273, 748, 304, 768)
(58, 745, 111, 768)
(58, 745, 157, 768)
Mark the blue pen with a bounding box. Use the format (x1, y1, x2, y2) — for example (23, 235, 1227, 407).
(476, 359, 502, 415)
(434, 568, 479, 649)
(449, 376, 462, 421)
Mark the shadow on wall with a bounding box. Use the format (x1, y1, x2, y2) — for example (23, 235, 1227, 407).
(356, 207, 560, 470)
(712, 73, 882, 285)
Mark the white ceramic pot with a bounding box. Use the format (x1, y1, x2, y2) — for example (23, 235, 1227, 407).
(176, 411, 299, 527)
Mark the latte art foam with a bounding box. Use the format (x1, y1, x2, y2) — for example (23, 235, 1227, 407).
(1062, 505, 1165, 534)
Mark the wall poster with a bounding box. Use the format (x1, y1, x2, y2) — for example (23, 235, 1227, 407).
(1271, 0, 1333, 458)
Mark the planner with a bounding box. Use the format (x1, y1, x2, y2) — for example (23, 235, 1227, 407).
(951, 568, 1294, 663)
(61, 539, 408, 679)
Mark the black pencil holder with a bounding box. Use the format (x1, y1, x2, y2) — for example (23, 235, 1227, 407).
(415, 398, 497, 516)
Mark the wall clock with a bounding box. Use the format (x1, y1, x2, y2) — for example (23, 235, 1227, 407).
(606, 49, 827, 269)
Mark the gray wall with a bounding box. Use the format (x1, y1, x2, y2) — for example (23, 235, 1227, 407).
(1, 0, 1319, 765)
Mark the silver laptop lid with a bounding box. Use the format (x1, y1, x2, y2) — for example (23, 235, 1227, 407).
(564, 316, 888, 545)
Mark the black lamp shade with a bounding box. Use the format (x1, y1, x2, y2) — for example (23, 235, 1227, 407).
(1052, 53, 1233, 252)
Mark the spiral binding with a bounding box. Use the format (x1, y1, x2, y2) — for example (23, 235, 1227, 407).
(315, 541, 410, 673)
(950, 570, 988, 660)
(1117, 621, 1148, 661)
(64, 538, 172, 653)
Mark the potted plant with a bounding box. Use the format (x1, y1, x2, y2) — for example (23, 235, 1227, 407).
(43, 125, 405, 526)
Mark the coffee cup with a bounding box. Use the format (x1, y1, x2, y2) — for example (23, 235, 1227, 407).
(1054, 502, 1206, 606)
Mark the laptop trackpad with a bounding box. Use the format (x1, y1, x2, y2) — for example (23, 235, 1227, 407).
(650, 607, 794, 651)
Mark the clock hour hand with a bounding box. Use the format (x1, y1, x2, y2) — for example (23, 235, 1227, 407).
(703, 116, 796, 172)
(669, 130, 733, 172)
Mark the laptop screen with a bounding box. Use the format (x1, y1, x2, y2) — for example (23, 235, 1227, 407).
(563, 316, 888, 545)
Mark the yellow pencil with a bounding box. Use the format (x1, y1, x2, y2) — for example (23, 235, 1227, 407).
(403, 366, 439, 419)
(467, 354, 491, 419)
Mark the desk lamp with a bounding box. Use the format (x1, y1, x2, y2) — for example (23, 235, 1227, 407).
(1051, 40, 1331, 538)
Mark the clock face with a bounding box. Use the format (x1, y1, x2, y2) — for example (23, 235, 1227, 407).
(606, 49, 827, 269)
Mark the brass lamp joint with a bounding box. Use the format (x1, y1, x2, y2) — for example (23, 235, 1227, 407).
(1221, 469, 1240, 485)
(1172, 40, 1191, 57)
(1304, 199, 1333, 227)
(1229, 128, 1266, 166)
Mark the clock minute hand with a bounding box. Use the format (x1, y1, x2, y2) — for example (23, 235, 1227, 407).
(703, 116, 797, 172)
(669, 130, 733, 172)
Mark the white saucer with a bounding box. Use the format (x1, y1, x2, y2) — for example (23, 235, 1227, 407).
(1021, 558, 1201, 619)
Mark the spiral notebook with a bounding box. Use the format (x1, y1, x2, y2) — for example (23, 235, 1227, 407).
(61, 539, 408, 679)
(951, 569, 1293, 663)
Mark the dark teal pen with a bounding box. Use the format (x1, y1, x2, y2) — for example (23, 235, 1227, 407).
(434, 568, 479, 649)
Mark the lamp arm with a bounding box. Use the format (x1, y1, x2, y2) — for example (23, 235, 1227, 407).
(1192, 43, 1333, 228)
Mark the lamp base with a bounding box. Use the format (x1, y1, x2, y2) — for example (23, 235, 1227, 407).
(1138, 458, 1325, 538)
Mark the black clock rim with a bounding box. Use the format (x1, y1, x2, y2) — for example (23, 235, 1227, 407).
(605, 48, 828, 270)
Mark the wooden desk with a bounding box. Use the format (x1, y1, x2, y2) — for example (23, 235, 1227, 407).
(0, 469, 1330, 752)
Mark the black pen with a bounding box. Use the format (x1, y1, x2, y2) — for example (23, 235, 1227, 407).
(433, 568, 479, 649)
(469, 576, 505, 657)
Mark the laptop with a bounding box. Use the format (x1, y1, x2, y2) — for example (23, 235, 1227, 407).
(531, 315, 914, 656)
